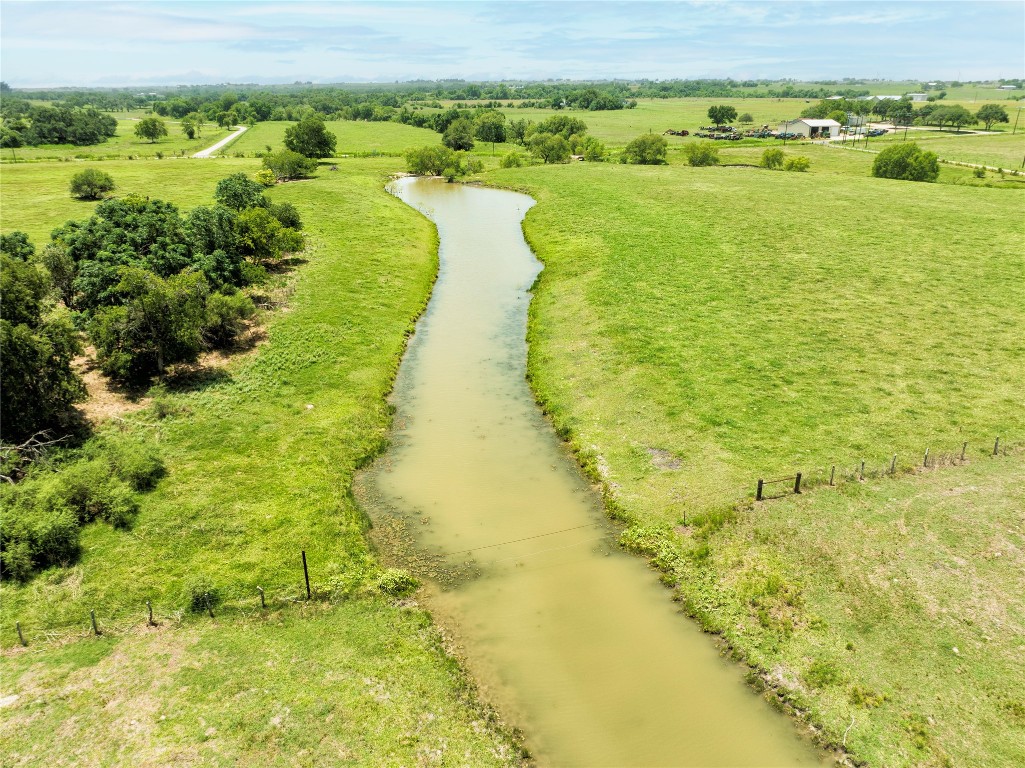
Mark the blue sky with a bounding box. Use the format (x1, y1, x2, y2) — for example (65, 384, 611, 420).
(2, 1, 1022, 87)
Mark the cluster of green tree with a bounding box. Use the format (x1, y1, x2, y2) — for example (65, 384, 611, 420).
(0, 81, 149, 111)
(871, 143, 940, 182)
(1, 174, 304, 436)
(0, 105, 117, 148)
(0, 435, 164, 580)
(800, 98, 1009, 132)
(404, 145, 485, 180)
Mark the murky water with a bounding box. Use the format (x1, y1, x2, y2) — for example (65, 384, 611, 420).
(360, 177, 825, 766)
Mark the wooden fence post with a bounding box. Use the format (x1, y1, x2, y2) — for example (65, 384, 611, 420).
(16, 622, 26, 647)
(258, 586, 266, 609)
(794, 473, 802, 494)
(829, 465, 835, 486)
(90, 610, 100, 636)
(890, 454, 897, 474)
(756, 479, 764, 501)
(923, 448, 930, 467)
(147, 600, 154, 626)
(302, 551, 311, 600)
(859, 460, 865, 481)
(961, 442, 967, 461)
(994, 437, 1000, 455)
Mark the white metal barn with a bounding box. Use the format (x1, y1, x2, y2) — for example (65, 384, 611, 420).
(780, 118, 841, 138)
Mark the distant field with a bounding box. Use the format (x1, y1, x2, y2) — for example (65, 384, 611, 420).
(0, 118, 231, 162)
(224, 119, 444, 156)
(432, 97, 816, 145)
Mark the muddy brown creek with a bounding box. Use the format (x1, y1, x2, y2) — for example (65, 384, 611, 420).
(359, 177, 826, 766)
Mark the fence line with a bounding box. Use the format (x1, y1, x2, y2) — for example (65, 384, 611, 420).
(755, 435, 1013, 503)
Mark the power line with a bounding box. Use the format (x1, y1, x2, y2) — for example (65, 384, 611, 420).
(436, 522, 607, 558)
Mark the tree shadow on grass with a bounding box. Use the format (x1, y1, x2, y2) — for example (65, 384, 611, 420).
(161, 365, 232, 395)
(265, 256, 308, 275)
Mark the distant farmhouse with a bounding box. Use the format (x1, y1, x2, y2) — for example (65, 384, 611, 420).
(907, 93, 929, 101)
(781, 118, 840, 139)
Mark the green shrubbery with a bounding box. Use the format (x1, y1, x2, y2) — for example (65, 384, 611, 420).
(783, 156, 811, 172)
(682, 141, 720, 166)
(871, 142, 940, 182)
(69, 168, 116, 199)
(622, 134, 668, 165)
(0, 436, 163, 581)
(760, 148, 785, 169)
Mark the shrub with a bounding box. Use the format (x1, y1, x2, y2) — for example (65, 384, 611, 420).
(69, 168, 116, 200)
(214, 172, 268, 210)
(0, 484, 81, 581)
(784, 156, 811, 172)
(268, 201, 303, 230)
(972, 167, 986, 178)
(582, 137, 606, 162)
(376, 568, 420, 597)
(185, 576, 223, 613)
(406, 145, 456, 176)
(761, 148, 785, 169)
(500, 151, 524, 168)
(254, 169, 276, 187)
(204, 290, 256, 347)
(622, 134, 668, 165)
(88, 437, 164, 491)
(262, 148, 318, 180)
(682, 142, 720, 167)
(871, 142, 940, 182)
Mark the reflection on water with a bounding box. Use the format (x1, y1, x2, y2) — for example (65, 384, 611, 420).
(360, 177, 825, 766)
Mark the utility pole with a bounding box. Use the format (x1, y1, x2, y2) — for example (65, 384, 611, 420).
(1013, 107, 1022, 135)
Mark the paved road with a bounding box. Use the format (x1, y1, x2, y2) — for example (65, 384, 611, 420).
(192, 126, 248, 158)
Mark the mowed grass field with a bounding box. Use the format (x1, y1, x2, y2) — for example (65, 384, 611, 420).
(0, 156, 520, 764)
(224, 119, 444, 156)
(0, 118, 232, 162)
(489, 160, 1025, 764)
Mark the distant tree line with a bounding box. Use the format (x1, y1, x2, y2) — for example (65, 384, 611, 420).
(800, 98, 1009, 132)
(0, 105, 117, 147)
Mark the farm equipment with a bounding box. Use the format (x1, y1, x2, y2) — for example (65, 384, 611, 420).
(663, 129, 690, 136)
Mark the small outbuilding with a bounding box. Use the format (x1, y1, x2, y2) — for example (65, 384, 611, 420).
(907, 93, 928, 101)
(780, 118, 841, 139)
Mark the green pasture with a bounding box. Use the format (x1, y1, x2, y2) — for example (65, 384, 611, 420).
(495, 160, 1024, 517)
(0, 155, 519, 763)
(0, 601, 516, 766)
(0, 158, 256, 245)
(0, 118, 231, 163)
(488, 158, 1024, 764)
(673, 455, 1025, 768)
(223, 119, 445, 156)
